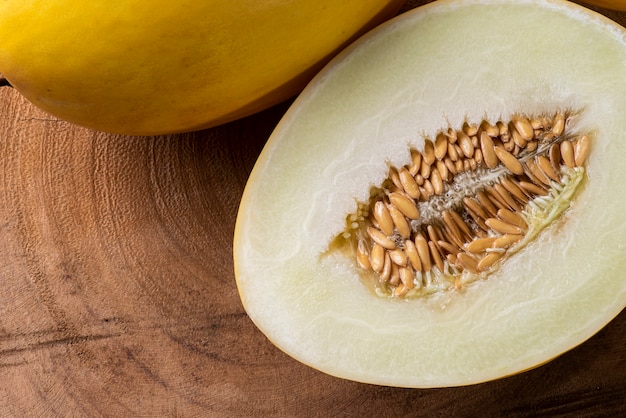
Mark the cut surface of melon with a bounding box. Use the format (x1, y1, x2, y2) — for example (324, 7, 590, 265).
(234, 0, 626, 388)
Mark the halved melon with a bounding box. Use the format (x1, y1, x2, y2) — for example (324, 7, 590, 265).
(234, 0, 626, 388)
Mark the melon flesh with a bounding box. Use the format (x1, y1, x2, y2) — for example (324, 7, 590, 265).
(234, 0, 626, 388)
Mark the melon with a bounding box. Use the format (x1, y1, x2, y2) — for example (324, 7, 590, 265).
(234, 0, 626, 388)
(583, 0, 626, 11)
(0, 0, 403, 135)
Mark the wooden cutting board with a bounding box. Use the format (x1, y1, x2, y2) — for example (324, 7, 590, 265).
(1, 1, 624, 416)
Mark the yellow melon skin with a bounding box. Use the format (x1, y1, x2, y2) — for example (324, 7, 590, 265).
(234, 0, 626, 388)
(0, 0, 403, 135)
(583, 0, 626, 11)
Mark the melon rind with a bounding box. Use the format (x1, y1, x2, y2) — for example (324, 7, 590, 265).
(234, 0, 626, 388)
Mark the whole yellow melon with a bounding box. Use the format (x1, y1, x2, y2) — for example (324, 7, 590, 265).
(0, 0, 403, 135)
(583, 0, 626, 11)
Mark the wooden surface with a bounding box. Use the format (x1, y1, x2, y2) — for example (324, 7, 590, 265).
(0, 1, 624, 416)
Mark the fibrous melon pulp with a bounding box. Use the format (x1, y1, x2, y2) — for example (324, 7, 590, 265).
(234, 0, 626, 388)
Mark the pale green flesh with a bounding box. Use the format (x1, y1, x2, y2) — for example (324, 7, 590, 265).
(234, 0, 626, 388)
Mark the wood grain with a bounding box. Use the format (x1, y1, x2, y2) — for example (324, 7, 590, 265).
(0, 1, 624, 416)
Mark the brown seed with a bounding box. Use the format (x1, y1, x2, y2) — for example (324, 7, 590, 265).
(530, 117, 544, 130)
(477, 190, 498, 218)
(399, 266, 414, 289)
(485, 218, 523, 235)
(468, 157, 477, 171)
(404, 239, 422, 271)
(560, 140, 575, 168)
(477, 251, 504, 271)
(448, 141, 460, 161)
(398, 167, 420, 199)
(449, 209, 472, 239)
(389, 263, 400, 286)
(444, 157, 457, 175)
(428, 240, 444, 273)
(456, 252, 479, 273)
(423, 140, 436, 165)
(480, 120, 500, 137)
(473, 148, 483, 165)
(518, 180, 549, 196)
(409, 148, 422, 176)
(367, 226, 396, 250)
(458, 132, 475, 158)
(442, 210, 464, 244)
(388, 167, 402, 190)
(370, 243, 385, 273)
(456, 144, 465, 159)
(415, 233, 432, 272)
(552, 112, 565, 136)
(436, 160, 449, 182)
(418, 186, 430, 201)
(480, 132, 498, 168)
(537, 155, 560, 182)
(437, 240, 460, 255)
(543, 114, 554, 127)
(430, 167, 444, 195)
(494, 146, 524, 175)
(525, 140, 538, 152)
(446, 127, 457, 143)
(357, 239, 372, 270)
(394, 283, 408, 297)
(497, 121, 509, 136)
(440, 223, 465, 250)
(388, 192, 420, 220)
(513, 116, 535, 141)
(379, 252, 392, 283)
(420, 158, 431, 179)
(497, 208, 527, 230)
(389, 248, 408, 267)
(419, 181, 432, 201)
(494, 183, 522, 211)
(574, 134, 590, 166)
(499, 176, 529, 203)
(427, 224, 443, 243)
(485, 189, 509, 211)
(463, 122, 479, 136)
(387, 202, 411, 239)
(435, 133, 448, 160)
(433, 237, 450, 255)
(465, 236, 497, 253)
(511, 127, 527, 148)
(549, 142, 561, 170)
(373, 200, 395, 236)
(525, 158, 551, 187)
(455, 159, 464, 173)
(463, 196, 489, 219)
(503, 136, 516, 152)
(492, 233, 523, 249)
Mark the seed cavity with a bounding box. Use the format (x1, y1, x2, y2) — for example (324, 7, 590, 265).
(336, 111, 589, 299)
